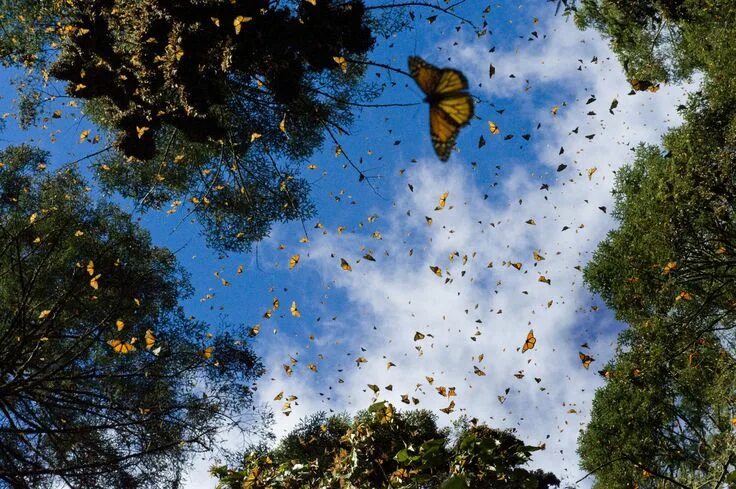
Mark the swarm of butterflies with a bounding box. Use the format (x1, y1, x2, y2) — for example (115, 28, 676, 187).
(103, 53, 601, 420)
(406, 54, 660, 163)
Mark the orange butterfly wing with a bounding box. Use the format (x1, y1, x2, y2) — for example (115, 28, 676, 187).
(409, 56, 474, 161)
(522, 330, 536, 353)
(438, 93, 474, 126)
(429, 105, 462, 162)
(108, 338, 136, 354)
(429, 94, 474, 161)
(408, 56, 442, 94)
(579, 352, 594, 369)
(435, 67, 469, 94)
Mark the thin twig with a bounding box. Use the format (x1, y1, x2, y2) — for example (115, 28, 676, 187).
(67, 145, 114, 167)
(319, 119, 384, 198)
(575, 457, 626, 484)
(136, 130, 178, 210)
(345, 58, 413, 79)
(313, 86, 419, 108)
(261, 145, 310, 241)
(714, 453, 734, 488)
(365, 1, 478, 30)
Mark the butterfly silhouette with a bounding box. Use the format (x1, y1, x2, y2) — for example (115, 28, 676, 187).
(409, 56, 474, 161)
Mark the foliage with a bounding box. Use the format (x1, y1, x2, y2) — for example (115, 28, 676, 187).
(574, 0, 736, 102)
(2, 0, 374, 159)
(578, 316, 736, 488)
(212, 401, 560, 489)
(92, 129, 316, 252)
(0, 0, 381, 252)
(585, 93, 736, 328)
(0, 145, 265, 489)
(579, 52, 736, 489)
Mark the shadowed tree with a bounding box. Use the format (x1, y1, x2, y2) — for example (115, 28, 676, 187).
(212, 401, 560, 489)
(574, 0, 736, 105)
(0, 145, 265, 489)
(0, 0, 398, 252)
(585, 95, 736, 328)
(1, 0, 375, 160)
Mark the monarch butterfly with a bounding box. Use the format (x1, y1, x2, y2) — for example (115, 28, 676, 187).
(521, 330, 536, 353)
(436, 191, 449, 209)
(144, 329, 156, 350)
(108, 338, 136, 354)
(628, 79, 660, 92)
(408, 56, 474, 161)
(579, 352, 595, 369)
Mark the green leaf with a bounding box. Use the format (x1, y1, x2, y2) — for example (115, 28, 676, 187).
(420, 438, 444, 456)
(440, 475, 468, 489)
(394, 448, 411, 463)
(522, 444, 542, 453)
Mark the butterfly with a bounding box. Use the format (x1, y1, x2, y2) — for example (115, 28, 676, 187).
(579, 352, 595, 369)
(629, 79, 660, 92)
(200, 346, 214, 359)
(108, 338, 136, 354)
(144, 329, 156, 349)
(408, 56, 474, 161)
(436, 191, 449, 210)
(521, 330, 536, 353)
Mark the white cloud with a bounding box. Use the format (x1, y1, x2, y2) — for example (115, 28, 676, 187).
(184, 13, 696, 489)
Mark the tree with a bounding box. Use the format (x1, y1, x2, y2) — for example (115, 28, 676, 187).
(574, 2, 736, 485)
(212, 401, 560, 489)
(0, 145, 265, 488)
(579, 77, 736, 489)
(573, 0, 736, 105)
(585, 94, 736, 328)
(0, 0, 383, 252)
(1, 0, 375, 160)
(578, 316, 736, 488)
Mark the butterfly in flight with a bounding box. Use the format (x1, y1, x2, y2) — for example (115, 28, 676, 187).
(579, 352, 595, 369)
(408, 56, 474, 161)
(521, 329, 536, 353)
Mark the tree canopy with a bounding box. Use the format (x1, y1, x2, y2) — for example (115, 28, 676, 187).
(579, 96, 736, 488)
(0, 0, 384, 252)
(576, 1, 736, 487)
(0, 145, 264, 488)
(574, 0, 736, 105)
(578, 315, 736, 488)
(212, 401, 560, 489)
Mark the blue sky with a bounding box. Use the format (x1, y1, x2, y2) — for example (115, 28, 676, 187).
(0, 1, 697, 487)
